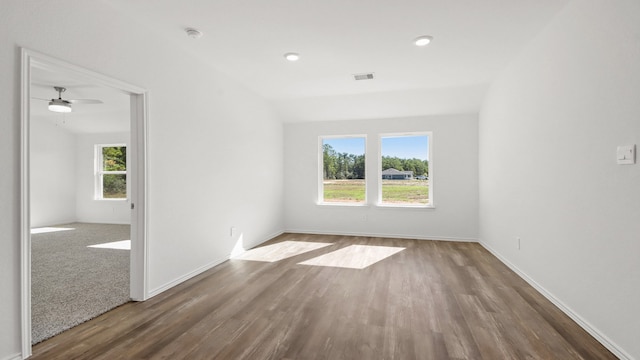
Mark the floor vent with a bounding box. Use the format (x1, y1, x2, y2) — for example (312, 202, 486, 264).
(353, 73, 375, 81)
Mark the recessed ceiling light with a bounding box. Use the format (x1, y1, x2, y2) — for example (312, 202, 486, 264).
(284, 52, 300, 62)
(185, 28, 203, 39)
(414, 35, 433, 47)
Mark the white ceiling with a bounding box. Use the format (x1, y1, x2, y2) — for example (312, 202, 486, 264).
(106, 0, 570, 121)
(30, 67, 130, 134)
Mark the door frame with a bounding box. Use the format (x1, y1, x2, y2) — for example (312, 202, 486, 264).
(20, 48, 149, 357)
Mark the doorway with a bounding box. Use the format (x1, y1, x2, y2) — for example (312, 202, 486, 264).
(20, 48, 148, 357)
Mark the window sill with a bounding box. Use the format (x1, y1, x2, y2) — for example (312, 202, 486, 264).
(317, 202, 369, 207)
(95, 198, 128, 201)
(376, 203, 435, 209)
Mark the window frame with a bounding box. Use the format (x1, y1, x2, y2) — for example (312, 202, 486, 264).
(95, 143, 127, 201)
(317, 134, 368, 206)
(377, 132, 433, 208)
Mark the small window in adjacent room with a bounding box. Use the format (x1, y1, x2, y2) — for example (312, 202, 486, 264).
(96, 144, 127, 200)
(319, 136, 366, 204)
(380, 133, 431, 207)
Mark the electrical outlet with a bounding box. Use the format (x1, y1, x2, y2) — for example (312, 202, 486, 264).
(517, 237, 521, 250)
(230, 226, 236, 237)
(362, 215, 368, 222)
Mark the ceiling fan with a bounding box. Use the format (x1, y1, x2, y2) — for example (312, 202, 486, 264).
(37, 86, 103, 113)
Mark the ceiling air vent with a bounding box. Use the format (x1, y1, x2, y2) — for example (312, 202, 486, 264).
(353, 73, 375, 81)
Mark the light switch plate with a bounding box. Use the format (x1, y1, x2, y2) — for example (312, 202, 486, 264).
(617, 145, 635, 165)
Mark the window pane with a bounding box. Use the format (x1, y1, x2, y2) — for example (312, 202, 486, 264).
(322, 137, 365, 203)
(103, 174, 127, 199)
(102, 146, 127, 171)
(381, 135, 429, 205)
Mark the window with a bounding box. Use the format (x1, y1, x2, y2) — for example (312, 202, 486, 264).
(319, 136, 366, 204)
(96, 145, 127, 200)
(380, 133, 431, 206)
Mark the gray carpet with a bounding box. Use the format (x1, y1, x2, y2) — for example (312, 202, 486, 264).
(31, 223, 130, 344)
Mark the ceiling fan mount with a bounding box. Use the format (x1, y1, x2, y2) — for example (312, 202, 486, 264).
(53, 86, 67, 98)
(48, 87, 72, 113)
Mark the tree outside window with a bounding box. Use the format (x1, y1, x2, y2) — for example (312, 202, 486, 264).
(97, 145, 127, 199)
(320, 136, 366, 204)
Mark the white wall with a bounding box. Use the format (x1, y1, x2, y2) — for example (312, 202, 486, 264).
(284, 115, 478, 241)
(478, 0, 640, 358)
(30, 125, 132, 227)
(75, 132, 131, 225)
(30, 118, 77, 228)
(0, 1, 284, 358)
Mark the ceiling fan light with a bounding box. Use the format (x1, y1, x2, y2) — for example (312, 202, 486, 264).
(48, 100, 72, 113)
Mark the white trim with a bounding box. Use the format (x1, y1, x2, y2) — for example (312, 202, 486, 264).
(129, 92, 149, 301)
(147, 256, 229, 298)
(375, 204, 435, 209)
(285, 229, 477, 242)
(148, 230, 285, 298)
(74, 220, 132, 225)
(318, 136, 323, 204)
(243, 230, 285, 249)
(95, 144, 128, 200)
(316, 202, 369, 207)
(20, 48, 150, 356)
(479, 240, 633, 360)
(19, 47, 32, 360)
(24, 49, 146, 94)
(318, 134, 368, 205)
(2, 353, 22, 360)
(378, 131, 433, 207)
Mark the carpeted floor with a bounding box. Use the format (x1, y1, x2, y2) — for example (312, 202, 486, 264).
(31, 223, 131, 344)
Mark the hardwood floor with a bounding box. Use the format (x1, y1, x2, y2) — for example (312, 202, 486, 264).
(31, 233, 616, 359)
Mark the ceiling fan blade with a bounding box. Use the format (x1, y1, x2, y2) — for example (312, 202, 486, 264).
(68, 99, 103, 104)
(31, 97, 51, 101)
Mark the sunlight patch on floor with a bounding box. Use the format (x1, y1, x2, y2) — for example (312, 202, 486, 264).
(298, 245, 405, 269)
(233, 241, 332, 262)
(31, 227, 75, 234)
(87, 240, 131, 250)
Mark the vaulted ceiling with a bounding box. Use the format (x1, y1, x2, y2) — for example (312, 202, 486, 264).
(106, 0, 570, 121)
(30, 1, 571, 127)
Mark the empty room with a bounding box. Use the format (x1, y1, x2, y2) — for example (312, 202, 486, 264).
(28, 73, 133, 345)
(1, 0, 638, 359)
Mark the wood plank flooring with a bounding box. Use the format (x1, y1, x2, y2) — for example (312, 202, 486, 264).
(31, 233, 616, 359)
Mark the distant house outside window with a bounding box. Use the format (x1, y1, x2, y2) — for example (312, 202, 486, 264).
(382, 168, 414, 180)
(380, 133, 431, 206)
(319, 136, 366, 204)
(96, 144, 127, 200)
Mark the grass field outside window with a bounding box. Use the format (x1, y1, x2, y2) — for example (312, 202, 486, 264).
(381, 180, 429, 204)
(320, 136, 366, 204)
(380, 133, 431, 206)
(322, 179, 429, 204)
(322, 179, 366, 202)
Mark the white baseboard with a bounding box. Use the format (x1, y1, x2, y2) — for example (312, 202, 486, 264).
(147, 230, 285, 299)
(284, 228, 477, 243)
(243, 230, 285, 249)
(147, 255, 228, 298)
(2, 353, 21, 360)
(31, 219, 79, 228)
(479, 240, 633, 360)
(74, 220, 132, 225)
